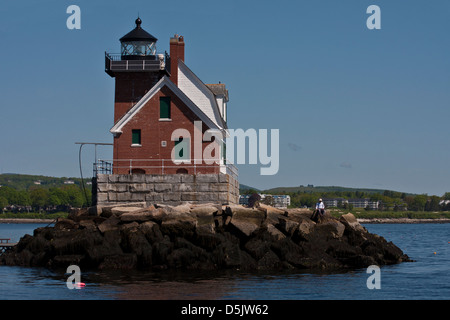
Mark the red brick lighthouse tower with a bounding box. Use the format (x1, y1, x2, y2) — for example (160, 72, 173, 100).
(105, 18, 169, 126)
(98, 18, 238, 206)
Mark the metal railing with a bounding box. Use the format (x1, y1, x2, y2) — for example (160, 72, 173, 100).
(105, 53, 123, 61)
(105, 52, 171, 74)
(95, 160, 113, 175)
(94, 158, 238, 180)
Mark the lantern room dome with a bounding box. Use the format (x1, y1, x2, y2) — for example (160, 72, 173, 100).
(120, 18, 158, 42)
(120, 18, 158, 59)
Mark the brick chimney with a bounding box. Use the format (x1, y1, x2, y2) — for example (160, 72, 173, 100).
(169, 35, 185, 86)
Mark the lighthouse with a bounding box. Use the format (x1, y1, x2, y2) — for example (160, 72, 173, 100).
(97, 18, 239, 206)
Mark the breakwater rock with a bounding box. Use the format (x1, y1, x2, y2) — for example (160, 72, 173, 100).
(0, 203, 411, 271)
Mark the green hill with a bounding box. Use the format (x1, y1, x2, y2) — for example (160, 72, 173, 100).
(262, 185, 393, 195)
(0, 173, 87, 191)
(239, 183, 260, 192)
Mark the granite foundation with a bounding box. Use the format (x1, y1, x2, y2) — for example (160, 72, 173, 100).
(94, 173, 239, 207)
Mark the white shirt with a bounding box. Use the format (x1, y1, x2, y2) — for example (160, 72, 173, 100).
(316, 202, 325, 210)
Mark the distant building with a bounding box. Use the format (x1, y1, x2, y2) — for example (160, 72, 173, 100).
(64, 180, 75, 185)
(239, 194, 250, 206)
(322, 198, 347, 208)
(270, 195, 291, 209)
(348, 198, 380, 210)
(239, 194, 291, 209)
(323, 198, 381, 209)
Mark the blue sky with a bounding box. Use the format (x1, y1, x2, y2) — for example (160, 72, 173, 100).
(0, 0, 449, 195)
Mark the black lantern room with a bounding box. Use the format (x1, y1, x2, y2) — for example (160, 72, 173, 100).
(120, 18, 158, 60)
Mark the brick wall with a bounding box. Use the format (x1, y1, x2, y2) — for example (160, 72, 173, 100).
(95, 173, 239, 206)
(114, 72, 163, 123)
(113, 85, 221, 175)
(169, 35, 185, 85)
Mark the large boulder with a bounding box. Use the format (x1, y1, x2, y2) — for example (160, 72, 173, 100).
(256, 203, 285, 215)
(277, 217, 300, 236)
(54, 218, 78, 231)
(160, 215, 198, 239)
(295, 219, 316, 241)
(227, 207, 266, 238)
(340, 213, 367, 233)
(120, 223, 153, 267)
(113, 206, 147, 216)
(314, 220, 345, 239)
(139, 221, 164, 243)
(97, 215, 121, 234)
(266, 224, 286, 241)
(190, 205, 220, 217)
(119, 205, 158, 223)
(68, 207, 89, 221)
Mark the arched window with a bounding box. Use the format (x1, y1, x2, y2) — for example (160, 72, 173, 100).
(130, 168, 146, 174)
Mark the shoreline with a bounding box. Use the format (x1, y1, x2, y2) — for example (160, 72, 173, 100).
(1, 217, 450, 224)
(0, 218, 56, 224)
(358, 218, 450, 224)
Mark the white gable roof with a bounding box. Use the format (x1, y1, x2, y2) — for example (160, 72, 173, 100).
(110, 76, 221, 135)
(177, 60, 226, 130)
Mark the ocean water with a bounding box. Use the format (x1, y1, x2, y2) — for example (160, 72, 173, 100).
(0, 222, 449, 300)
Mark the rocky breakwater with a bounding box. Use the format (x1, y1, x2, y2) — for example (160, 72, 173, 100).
(0, 203, 411, 271)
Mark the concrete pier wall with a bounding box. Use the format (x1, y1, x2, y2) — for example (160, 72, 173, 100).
(94, 173, 239, 206)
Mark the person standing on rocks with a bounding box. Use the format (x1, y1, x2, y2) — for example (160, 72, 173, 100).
(315, 198, 325, 217)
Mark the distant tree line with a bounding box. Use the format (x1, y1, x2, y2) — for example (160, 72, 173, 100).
(241, 188, 450, 212)
(0, 185, 91, 213)
(0, 174, 85, 191)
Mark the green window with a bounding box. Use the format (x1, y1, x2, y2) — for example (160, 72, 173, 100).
(174, 137, 190, 160)
(132, 129, 141, 145)
(222, 142, 226, 164)
(160, 97, 171, 119)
